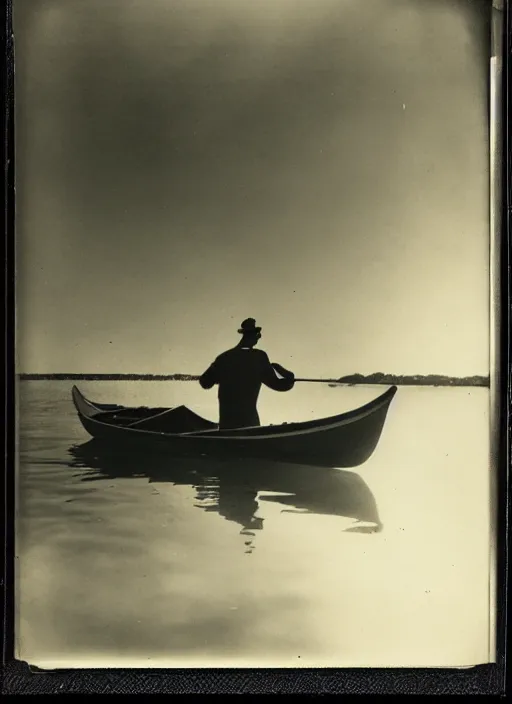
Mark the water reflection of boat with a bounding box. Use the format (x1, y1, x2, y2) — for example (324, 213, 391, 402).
(71, 385, 397, 468)
(67, 441, 382, 551)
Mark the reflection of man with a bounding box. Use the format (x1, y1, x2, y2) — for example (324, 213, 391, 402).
(199, 318, 295, 429)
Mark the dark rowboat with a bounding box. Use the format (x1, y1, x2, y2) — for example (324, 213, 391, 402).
(71, 384, 397, 468)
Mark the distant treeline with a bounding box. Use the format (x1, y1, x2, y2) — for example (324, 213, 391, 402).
(18, 372, 490, 387)
(335, 373, 490, 387)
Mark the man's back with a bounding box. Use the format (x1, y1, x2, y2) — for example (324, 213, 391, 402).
(199, 345, 294, 429)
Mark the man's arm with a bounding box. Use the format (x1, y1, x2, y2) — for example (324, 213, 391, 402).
(199, 358, 220, 389)
(260, 354, 295, 392)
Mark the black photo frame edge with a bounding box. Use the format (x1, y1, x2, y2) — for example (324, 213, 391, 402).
(2, 0, 510, 695)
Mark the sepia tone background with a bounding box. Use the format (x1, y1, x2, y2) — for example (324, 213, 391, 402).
(14, 0, 490, 379)
(13, 0, 495, 671)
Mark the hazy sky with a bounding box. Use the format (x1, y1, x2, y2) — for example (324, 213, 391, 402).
(15, 0, 491, 377)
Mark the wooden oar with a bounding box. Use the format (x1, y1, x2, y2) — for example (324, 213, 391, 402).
(190, 374, 349, 384)
(294, 377, 343, 384)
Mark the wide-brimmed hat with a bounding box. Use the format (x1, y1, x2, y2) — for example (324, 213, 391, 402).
(238, 318, 262, 334)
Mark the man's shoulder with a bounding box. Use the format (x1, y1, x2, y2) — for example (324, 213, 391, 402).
(253, 348, 270, 361)
(216, 347, 242, 359)
(217, 347, 269, 360)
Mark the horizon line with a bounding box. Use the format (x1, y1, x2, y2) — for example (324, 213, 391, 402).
(16, 372, 490, 377)
(16, 372, 490, 386)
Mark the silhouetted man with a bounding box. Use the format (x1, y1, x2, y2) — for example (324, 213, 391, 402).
(199, 318, 295, 429)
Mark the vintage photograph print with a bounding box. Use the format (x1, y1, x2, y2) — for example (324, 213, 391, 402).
(12, 0, 504, 673)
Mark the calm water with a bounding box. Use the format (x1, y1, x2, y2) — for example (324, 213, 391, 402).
(15, 381, 492, 668)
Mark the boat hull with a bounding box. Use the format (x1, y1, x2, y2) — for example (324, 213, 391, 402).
(71, 385, 397, 468)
